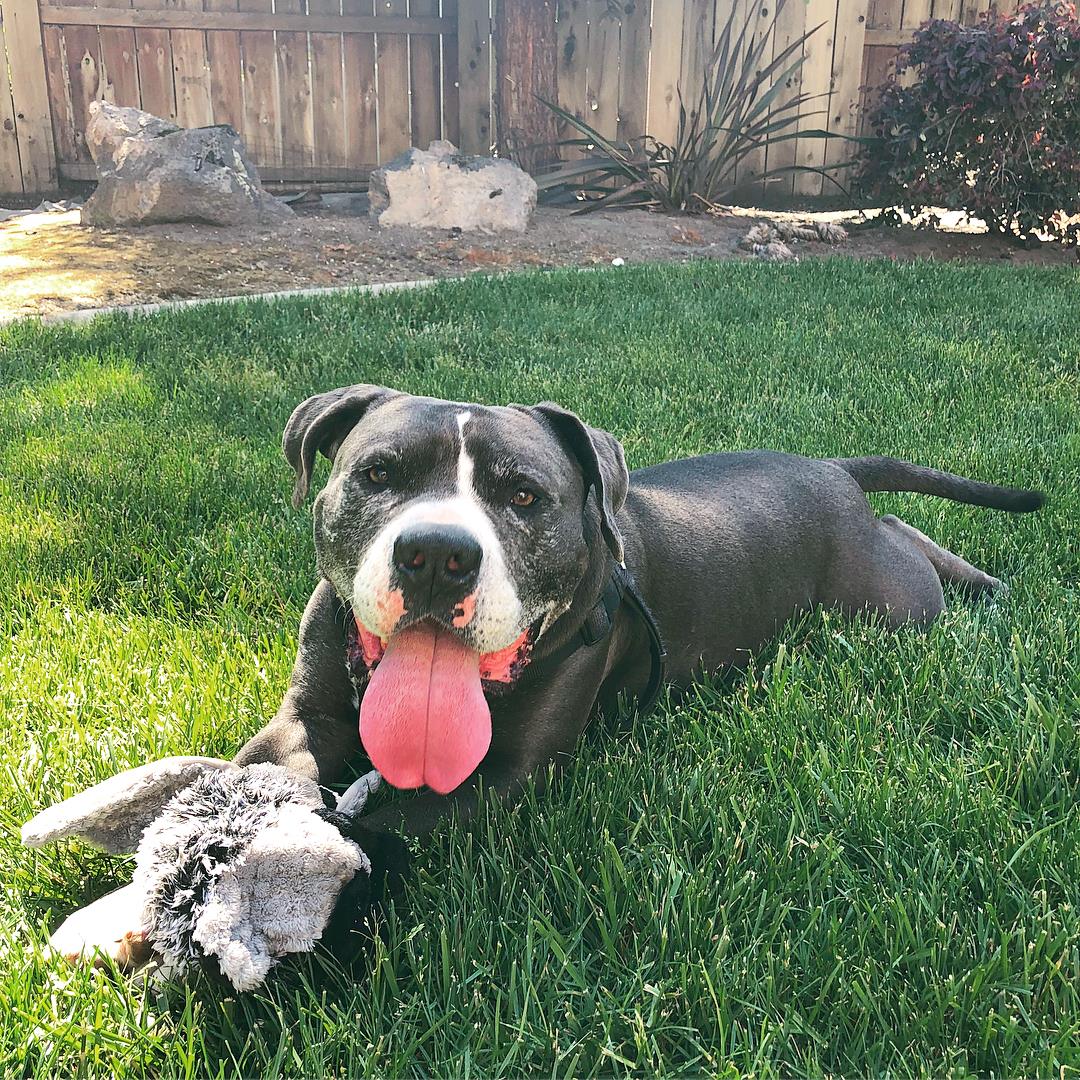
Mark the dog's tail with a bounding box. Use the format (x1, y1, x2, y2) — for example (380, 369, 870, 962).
(831, 456, 1045, 513)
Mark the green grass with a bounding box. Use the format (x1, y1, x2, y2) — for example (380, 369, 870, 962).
(1, 260, 1078, 1078)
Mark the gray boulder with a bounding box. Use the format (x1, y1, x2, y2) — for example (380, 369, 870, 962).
(369, 140, 536, 233)
(81, 100, 289, 228)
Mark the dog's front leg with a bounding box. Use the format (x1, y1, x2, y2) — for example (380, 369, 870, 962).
(235, 580, 359, 784)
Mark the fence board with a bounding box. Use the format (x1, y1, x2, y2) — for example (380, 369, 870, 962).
(308, 0, 346, 169)
(239, 0, 281, 165)
(54, 0, 99, 164)
(0, 10, 24, 192)
(411, 0, 441, 147)
(132, 0, 176, 123)
(170, 0, 213, 128)
(457, 0, 491, 152)
(857, 43, 898, 133)
(555, 0, 587, 123)
(761, 0, 806, 199)
(583, 0, 619, 139)
(342, 0, 377, 165)
(680, 0, 712, 111)
(65, 32, 100, 163)
(5, 0, 58, 190)
(868, 0, 902, 29)
(377, 0, 412, 160)
(43, 25, 78, 163)
(98, 0, 140, 109)
(959, 0, 1020, 23)
(205, 0, 245, 131)
(902, 0, 933, 28)
(645, 0, 684, 144)
(172, 33, 215, 127)
(823, 0, 868, 188)
(793, 0, 840, 196)
(133, 30, 174, 117)
(442, 0, 460, 144)
(728, 0, 766, 193)
(276, 0, 314, 170)
(616, 0, 650, 141)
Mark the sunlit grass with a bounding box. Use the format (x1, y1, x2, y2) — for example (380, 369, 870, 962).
(1, 260, 1078, 1077)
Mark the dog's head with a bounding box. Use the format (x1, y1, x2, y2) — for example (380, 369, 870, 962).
(286, 385, 628, 672)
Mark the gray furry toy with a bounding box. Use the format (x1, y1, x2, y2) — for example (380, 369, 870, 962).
(22, 758, 407, 991)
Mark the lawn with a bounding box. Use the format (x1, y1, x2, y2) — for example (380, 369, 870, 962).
(1, 260, 1078, 1078)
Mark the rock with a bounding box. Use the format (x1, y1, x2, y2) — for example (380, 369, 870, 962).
(84, 101, 180, 174)
(369, 141, 536, 233)
(753, 239, 796, 262)
(81, 101, 289, 228)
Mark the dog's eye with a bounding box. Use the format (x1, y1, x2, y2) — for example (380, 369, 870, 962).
(510, 488, 537, 509)
(367, 464, 390, 485)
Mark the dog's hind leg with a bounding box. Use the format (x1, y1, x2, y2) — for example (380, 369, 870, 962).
(880, 515, 1003, 597)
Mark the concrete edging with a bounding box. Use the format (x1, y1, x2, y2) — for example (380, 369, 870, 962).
(6, 276, 441, 328)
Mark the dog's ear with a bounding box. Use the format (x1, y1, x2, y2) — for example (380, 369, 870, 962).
(528, 402, 629, 565)
(283, 385, 396, 508)
(21, 757, 236, 855)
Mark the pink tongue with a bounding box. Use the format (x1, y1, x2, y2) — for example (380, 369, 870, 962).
(359, 623, 491, 794)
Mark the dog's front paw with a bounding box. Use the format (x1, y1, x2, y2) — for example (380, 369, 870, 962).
(316, 816, 412, 961)
(47, 882, 153, 970)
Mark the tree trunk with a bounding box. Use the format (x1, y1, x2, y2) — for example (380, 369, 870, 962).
(494, 0, 560, 175)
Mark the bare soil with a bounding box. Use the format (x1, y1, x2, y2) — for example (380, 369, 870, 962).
(2, 199, 1075, 323)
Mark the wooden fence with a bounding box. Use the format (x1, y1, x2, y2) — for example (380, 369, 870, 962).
(0, 0, 1025, 200)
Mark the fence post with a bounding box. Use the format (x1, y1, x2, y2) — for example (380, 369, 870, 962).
(4, 0, 57, 194)
(457, 0, 492, 153)
(494, 0, 557, 171)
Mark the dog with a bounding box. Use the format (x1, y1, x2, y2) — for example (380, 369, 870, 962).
(235, 384, 1043, 842)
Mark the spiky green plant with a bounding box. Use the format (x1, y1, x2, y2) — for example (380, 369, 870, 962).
(536, 0, 843, 211)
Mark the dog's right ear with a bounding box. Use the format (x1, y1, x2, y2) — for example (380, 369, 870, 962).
(283, 385, 396, 508)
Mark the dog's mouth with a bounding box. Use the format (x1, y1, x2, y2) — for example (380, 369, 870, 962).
(347, 615, 538, 794)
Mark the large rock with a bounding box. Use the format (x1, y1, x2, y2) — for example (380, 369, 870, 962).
(369, 140, 536, 233)
(81, 100, 289, 228)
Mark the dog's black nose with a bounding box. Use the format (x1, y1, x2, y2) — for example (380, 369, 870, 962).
(393, 524, 483, 604)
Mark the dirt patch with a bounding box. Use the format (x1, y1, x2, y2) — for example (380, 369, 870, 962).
(1, 200, 1076, 323)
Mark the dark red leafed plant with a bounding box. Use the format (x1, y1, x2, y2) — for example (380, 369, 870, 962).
(857, 2, 1080, 244)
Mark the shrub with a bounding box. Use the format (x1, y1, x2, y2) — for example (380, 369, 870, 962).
(858, 3, 1080, 245)
(535, 0, 836, 213)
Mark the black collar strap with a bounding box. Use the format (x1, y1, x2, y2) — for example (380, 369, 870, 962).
(539, 563, 667, 714)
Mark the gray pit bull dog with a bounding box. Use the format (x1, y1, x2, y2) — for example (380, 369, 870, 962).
(234, 384, 1043, 841)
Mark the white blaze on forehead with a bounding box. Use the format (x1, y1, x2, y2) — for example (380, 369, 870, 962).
(350, 407, 526, 654)
(456, 410, 473, 493)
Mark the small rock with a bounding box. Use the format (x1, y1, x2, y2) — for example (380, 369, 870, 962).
(753, 239, 796, 262)
(815, 222, 848, 244)
(81, 100, 290, 228)
(369, 141, 536, 234)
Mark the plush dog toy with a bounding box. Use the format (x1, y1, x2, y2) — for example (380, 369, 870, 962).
(21, 758, 403, 991)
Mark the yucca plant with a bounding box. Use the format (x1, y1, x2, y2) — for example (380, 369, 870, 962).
(536, 0, 842, 211)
